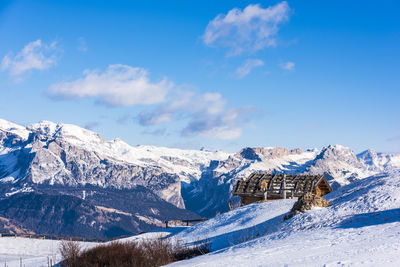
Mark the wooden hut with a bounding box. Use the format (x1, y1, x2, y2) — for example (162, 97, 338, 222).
(233, 173, 332, 206)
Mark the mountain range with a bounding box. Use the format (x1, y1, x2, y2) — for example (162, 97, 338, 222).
(0, 118, 399, 237)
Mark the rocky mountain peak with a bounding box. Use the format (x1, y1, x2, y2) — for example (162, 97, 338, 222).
(28, 120, 105, 146)
(315, 145, 359, 164)
(0, 119, 30, 143)
(357, 149, 378, 163)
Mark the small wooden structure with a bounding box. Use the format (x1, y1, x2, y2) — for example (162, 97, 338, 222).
(233, 173, 332, 206)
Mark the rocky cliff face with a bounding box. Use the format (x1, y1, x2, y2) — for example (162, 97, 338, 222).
(1, 118, 399, 236)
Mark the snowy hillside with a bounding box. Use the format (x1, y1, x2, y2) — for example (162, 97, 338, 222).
(168, 169, 400, 266)
(171, 199, 296, 251)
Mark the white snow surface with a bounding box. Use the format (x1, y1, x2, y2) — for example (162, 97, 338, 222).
(0, 119, 30, 140)
(0, 237, 97, 267)
(168, 169, 400, 266)
(169, 199, 296, 251)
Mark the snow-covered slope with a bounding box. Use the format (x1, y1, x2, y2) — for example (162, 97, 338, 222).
(168, 169, 400, 266)
(171, 199, 296, 251)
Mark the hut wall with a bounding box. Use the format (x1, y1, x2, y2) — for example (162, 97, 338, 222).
(315, 184, 330, 197)
(315, 186, 322, 197)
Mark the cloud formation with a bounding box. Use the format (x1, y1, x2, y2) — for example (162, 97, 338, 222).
(236, 59, 264, 78)
(203, 1, 290, 56)
(1, 39, 59, 77)
(280, 61, 295, 70)
(138, 91, 252, 140)
(47, 64, 172, 107)
(48, 64, 251, 140)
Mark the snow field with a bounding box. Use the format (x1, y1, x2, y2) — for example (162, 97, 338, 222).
(0, 237, 97, 267)
(169, 199, 296, 251)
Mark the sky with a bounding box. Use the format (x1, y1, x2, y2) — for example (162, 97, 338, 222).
(0, 0, 399, 153)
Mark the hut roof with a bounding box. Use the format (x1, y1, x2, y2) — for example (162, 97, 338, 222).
(232, 173, 332, 198)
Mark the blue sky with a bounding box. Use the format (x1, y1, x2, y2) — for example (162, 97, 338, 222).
(0, 0, 399, 153)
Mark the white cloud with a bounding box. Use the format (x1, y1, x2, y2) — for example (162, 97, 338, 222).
(180, 107, 244, 140)
(280, 61, 295, 70)
(203, 1, 290, 56)
(138, 91, 253, 140)
(47, 64, 251, 140)
(236, 59, 264, 78)
(1, 39, 59, 77)
(47, 64, 172, 107)
(139, 111, 172, 126)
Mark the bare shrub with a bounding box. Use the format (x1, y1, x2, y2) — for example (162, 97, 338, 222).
(59, 240, 81, 267)
(60, 238, 210, 267)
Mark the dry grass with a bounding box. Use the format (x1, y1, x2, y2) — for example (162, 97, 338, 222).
(60, 238, 210, 267)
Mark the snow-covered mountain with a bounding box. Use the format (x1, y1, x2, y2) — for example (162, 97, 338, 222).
(1, 118, 399, 235)
(0, 119, 229, 208)
(357, 149, 400, 171)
